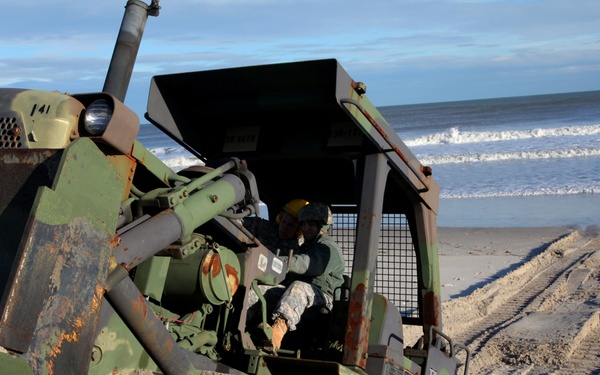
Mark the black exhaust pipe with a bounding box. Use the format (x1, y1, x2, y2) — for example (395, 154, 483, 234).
(103, 0, 160, 102)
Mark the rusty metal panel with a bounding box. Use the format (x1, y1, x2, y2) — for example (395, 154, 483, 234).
(6, 218, 112, 371)
(0, 149, 61, 300)
(0, 138, 123, 374)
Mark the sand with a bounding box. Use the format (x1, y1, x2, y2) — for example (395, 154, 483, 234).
(437, 227, 577, 302)
(427, 225, 600, 374)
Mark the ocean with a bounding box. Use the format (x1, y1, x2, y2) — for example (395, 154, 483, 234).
(138, 90, 600, 229)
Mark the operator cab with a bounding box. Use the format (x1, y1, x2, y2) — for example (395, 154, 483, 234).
(146, 59, 446, 371)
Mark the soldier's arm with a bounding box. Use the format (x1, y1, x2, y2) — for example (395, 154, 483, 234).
(285, 244, 330, 276)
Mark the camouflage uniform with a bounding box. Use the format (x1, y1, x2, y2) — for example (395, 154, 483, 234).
(243, 217, 300, 256)
(247, 232, 345, 331)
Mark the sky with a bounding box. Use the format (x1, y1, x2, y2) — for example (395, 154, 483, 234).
(1, 0, 598, 119)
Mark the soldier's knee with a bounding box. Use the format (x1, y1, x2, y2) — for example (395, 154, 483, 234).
(287, 280, 311, 292)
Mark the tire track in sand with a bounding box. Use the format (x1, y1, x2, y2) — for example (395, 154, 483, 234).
(440, 229, 600, 374)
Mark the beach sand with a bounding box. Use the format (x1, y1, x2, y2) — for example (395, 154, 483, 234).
(437, 226, 576, 301)
(429, 225, 600, 374)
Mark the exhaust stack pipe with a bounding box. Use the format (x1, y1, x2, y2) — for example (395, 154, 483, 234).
(103, 0, 160, 102)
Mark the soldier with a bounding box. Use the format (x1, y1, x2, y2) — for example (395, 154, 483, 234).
(243, 198, 308, 256)
(247, 202, 345, 350)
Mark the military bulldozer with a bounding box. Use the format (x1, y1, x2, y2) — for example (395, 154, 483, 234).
(0, 1, 469, 374)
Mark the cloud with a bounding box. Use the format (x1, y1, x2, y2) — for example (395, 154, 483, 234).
(0, 0, 598, 112)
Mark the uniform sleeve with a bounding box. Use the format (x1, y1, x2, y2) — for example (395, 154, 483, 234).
(286, 243, 330, 276)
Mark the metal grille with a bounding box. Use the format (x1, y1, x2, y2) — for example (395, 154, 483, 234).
(331, 212, 420, 321)
(0, 116, 23, 149)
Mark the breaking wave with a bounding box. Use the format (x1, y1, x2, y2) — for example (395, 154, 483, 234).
(404, 124, 600, 147)
(419, 147, 600, 165)
(148, 147, 204, 172)
(441, 186, 600, 199)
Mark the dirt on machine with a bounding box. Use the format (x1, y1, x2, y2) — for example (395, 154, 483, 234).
(0, 1, 469, 374)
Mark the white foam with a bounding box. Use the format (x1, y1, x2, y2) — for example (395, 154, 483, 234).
(442, 186, 600, 199)
(160, 157, 204, 172)
(405, 124, 600, 147)
(420, 147, 600, 165)
(148, 146, 182, 156)
(147, 147, 204, 172)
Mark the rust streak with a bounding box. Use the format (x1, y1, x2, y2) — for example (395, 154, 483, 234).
(110, 234, 121, 248)
(344, 283, 371, 367)
(345, 283, 367, 350)
(225, 264, 239, 295)
(121, 262, 132, 272)
(423, 291, 440, 328)
(211, 254, 222, 278)
(165, 335, 173, 351)
(202, 252, 214, 275)
(46, 318, 84, 375)
(92, 285, 103, 312)
(138, 293, 148, 317)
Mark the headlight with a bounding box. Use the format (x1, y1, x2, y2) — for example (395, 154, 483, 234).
(73, 92, 139, 154)
(84, 99, 112, 135)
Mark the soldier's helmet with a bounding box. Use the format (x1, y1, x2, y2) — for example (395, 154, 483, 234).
(282, 199, 309, 218)
(276, 199, 309, 223)
(298, 202, 332, 226)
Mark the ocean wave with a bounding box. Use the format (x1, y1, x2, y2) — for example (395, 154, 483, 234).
(419, 147, 600, 165)
(405, 124, 600, 147)
(441, 186, 600, 199)
(160, 157, 204, 172)
(148, 147, 204, 172)
(149, 146, 187, 156)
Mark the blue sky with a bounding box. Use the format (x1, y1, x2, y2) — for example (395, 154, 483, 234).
(1, 0, 598, 118)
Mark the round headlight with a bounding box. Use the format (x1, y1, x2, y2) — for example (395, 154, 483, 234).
(84, 99, 112, 135)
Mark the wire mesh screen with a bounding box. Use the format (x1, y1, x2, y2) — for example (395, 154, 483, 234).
(331, 212, 420, 321)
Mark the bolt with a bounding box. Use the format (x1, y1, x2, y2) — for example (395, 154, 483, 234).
(354, 82, 367, 96)
(10, 127, 21, 137)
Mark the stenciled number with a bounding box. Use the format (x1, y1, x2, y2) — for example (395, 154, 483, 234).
(30, 103, 51, 116)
